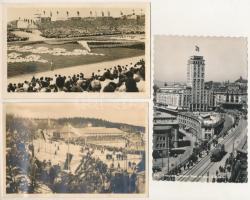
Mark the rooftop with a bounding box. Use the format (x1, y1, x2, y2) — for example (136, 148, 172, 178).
(50, 125, 127, 137)
(153, 125, 173, 131)
(154, 111, 176, 119)
(179, 112, 224, 127)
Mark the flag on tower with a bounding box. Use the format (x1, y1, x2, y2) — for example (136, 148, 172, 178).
(195, 45, 200, 52)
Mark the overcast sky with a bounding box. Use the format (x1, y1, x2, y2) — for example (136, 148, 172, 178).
(6, 103, 147, 127)
(7, 5, 146, 22)
(154, 36, 248, 83)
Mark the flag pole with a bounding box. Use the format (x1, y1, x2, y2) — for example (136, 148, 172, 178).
(45, 129, 47, 153)
(67, 123, 70, 171)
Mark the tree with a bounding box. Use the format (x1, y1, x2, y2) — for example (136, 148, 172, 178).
(66, 11, 69, 17)
(77, 11, 80, 17)
(54, 153, 110, 193)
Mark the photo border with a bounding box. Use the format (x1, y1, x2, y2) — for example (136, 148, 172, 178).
(2, 101, 149, 198)
(2, 2, 151, 99)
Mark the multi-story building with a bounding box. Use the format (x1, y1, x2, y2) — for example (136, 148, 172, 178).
(153, 111, 179, 154)
(156, 86, 191, 110)
(177, 112, 224, 142)
(187, 55, 209, 111)
(213, 84, 247, 108)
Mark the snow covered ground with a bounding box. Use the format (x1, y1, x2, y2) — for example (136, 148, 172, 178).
(33, 138, 143, 174)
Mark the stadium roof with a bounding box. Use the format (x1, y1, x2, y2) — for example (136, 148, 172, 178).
(50, 125, 127, 137)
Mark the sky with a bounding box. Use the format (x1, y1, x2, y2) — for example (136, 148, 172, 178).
(7, 4, 146, 22)
(154, 36, 248, 83)
(5, 103, 147, 127)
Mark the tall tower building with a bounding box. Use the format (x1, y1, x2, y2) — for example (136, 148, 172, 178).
(187, 46, 207, 111)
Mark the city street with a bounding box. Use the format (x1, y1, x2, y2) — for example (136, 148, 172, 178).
(153, 113, 234, 180)
(176, 117, 247, 182)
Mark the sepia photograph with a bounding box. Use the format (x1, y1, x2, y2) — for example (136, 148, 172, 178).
(153, 36, 248, 183)
(3, 3, 150, 98)
(3, 103, 148, 196)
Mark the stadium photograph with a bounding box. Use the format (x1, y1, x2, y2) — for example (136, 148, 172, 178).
(3, 103, 148, 197)
(4, 3, 150, 98)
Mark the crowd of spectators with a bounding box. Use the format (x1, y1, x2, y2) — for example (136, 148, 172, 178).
(8, 59, 145, 93)
(38, 17, 145, 38)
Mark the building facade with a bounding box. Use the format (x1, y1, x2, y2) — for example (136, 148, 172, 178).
(187, 55, 209, 111)
(49, 126, 128, 148)
(155, 87, 191, 110)
(213, 85, 247, 108)
(153, 111, 179, 154)
(177, 112, 224, 142)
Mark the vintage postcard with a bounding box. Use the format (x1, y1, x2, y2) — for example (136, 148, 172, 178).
(3, 102, 148, 197)
(2, 3, 150, 99)
(153, 36, 248, 183)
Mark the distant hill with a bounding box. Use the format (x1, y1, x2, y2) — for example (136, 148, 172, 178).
(55, 117, 145, 133)
(6, 114, 145, 134)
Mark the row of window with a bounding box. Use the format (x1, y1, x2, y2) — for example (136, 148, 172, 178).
(156, 143, 166, 148)
(178, 116, 201, 130)
(156, 136, 166, 141)
(193, 72, 204, 78)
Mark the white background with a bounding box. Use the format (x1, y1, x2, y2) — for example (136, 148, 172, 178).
(1, 0, 250, 199)
(151, 1, 250, 200)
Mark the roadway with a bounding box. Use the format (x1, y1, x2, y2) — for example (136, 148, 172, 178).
(176, 117, 247, 182)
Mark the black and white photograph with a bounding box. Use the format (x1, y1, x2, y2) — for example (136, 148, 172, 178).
(4, 103, 148, 196)
(153, 36, 248, 183)
(4, 3, 150, 98)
